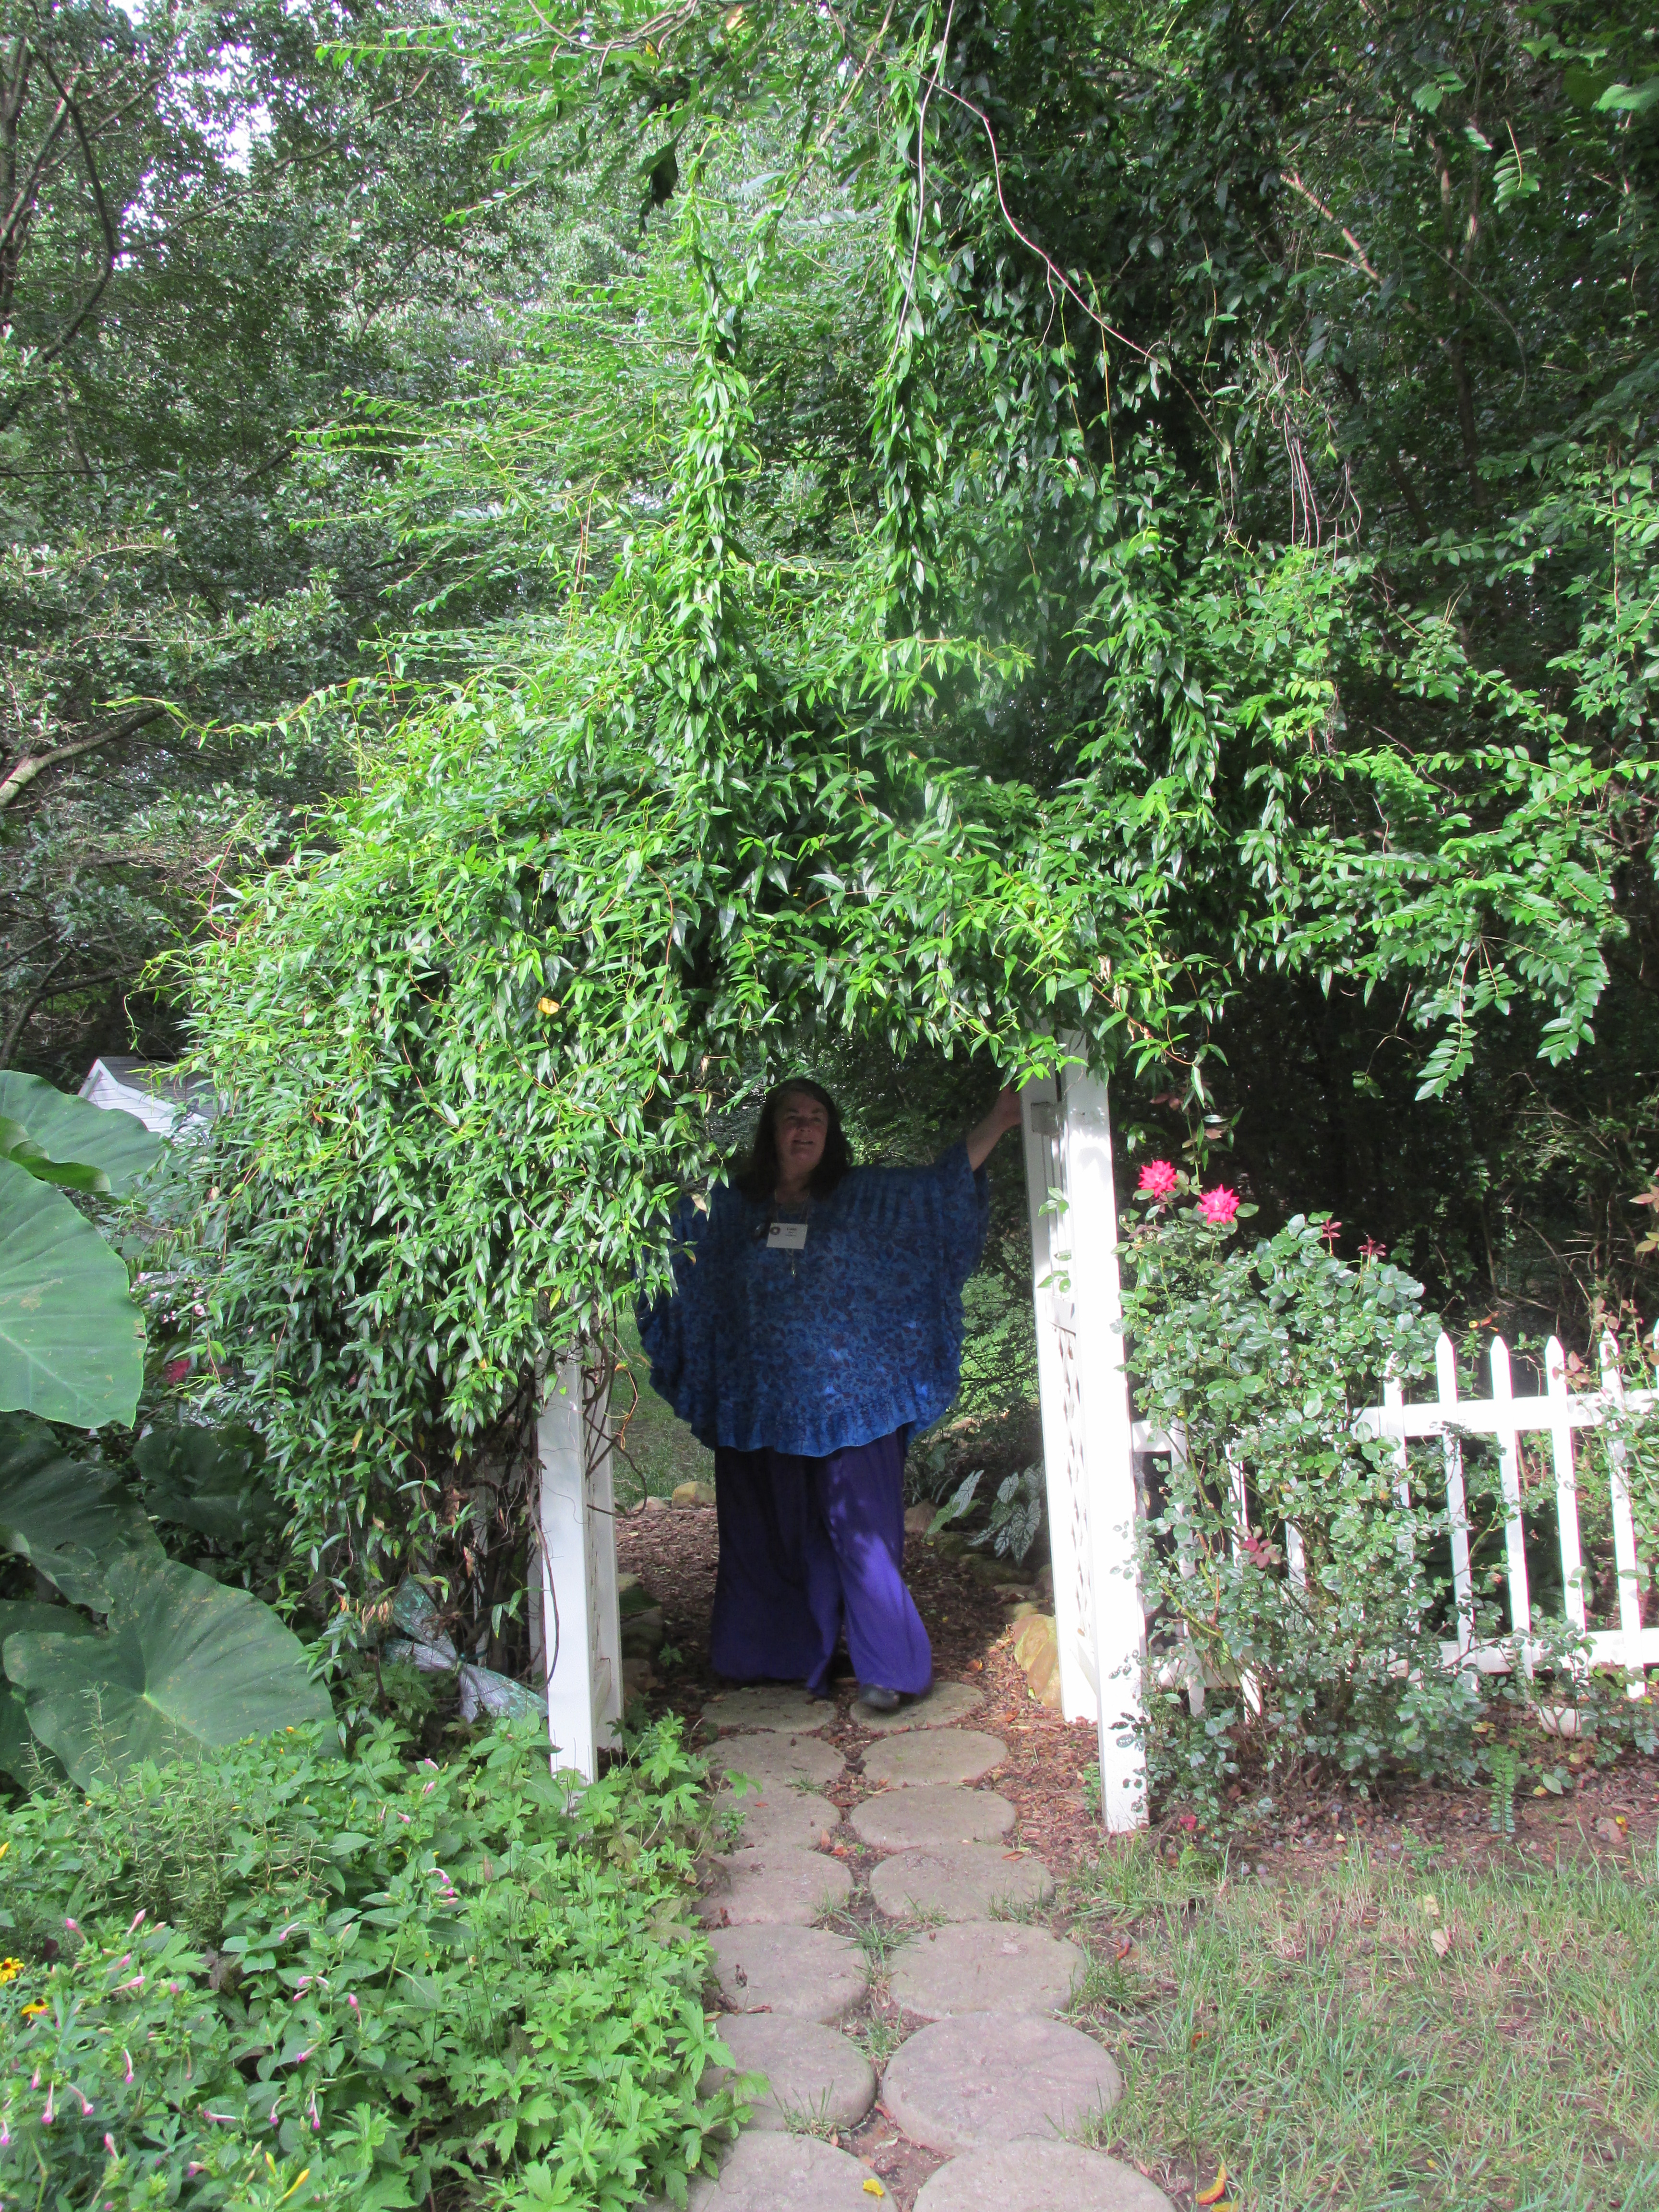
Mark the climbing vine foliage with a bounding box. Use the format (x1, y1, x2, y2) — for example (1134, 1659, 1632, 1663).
(176, 0, 1659, 1585)
(180, 149, 1203, 1579)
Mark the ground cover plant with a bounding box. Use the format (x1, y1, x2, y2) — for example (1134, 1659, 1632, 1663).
(0, 1713, 741, 2212)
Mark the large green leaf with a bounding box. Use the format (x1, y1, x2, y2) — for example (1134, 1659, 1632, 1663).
(0, 1411, 159, 1605)
(0, 1073, 165, 1197)
(4, 1549, 335, 1785)
(0, 1116, 111, 1193)
(133, 1423, 282, 1547)
(0, 1158, 146, 1428)
(0, 1599, 92, 1784)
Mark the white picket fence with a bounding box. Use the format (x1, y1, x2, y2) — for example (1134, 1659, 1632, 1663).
(1124, 1328, 1659, 1787)
(1356, 1329, 1659, 1679)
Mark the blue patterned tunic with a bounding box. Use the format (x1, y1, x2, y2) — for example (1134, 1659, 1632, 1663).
(637, 1144, 991, 1457)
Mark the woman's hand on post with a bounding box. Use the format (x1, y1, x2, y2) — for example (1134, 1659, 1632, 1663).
(964, 1084, 1024, 1171)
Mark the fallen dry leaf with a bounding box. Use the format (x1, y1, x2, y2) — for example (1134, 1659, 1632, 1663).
(1430, 1927, 1452, 1959)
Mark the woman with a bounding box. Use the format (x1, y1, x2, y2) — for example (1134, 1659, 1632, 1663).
(637, 1078, 1023, 1710)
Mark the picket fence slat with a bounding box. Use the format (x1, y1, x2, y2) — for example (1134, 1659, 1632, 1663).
(1436, 1333, 1476, 1657)
(1600, 1332, 1646, 1653)
(1545, 1336, 1586, 1638)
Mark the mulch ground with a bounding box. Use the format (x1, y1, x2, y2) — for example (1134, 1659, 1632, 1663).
(616, 1497, 1659, 1881)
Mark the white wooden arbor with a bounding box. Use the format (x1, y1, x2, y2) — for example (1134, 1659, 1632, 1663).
(529, 1051, 1153, 1827)
(529, 1057, 1659, 1802)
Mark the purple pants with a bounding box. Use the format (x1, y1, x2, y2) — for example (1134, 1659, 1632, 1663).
(709, 1431, 933, 1696)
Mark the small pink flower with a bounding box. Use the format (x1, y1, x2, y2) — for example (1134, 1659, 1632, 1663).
(1358, 1236, 1386, 1262)
(1198, 1185, 1239, 1226)
(121, 2052, 133, 2086)
(346, 1994, 359, 2012)
(42, 2085, 55, 2126)
(63, 1918, 79, 1934)
(1178, 1812, 1199, 1832)
(106, 2133, 117, 2156)
(1318, 1217, 1342, 1249)
(1137, 1160, 1178, 1200)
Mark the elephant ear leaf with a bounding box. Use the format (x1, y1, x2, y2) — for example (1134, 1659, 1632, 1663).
(4, 1549, 335, 1787)
(0, 1161, 146, 1428)
(0, 1072, 164, 1197)
(0, 1412, 158, 1607)
(133, 1423, 282, 1547)
(0, 1599, 93, 1784)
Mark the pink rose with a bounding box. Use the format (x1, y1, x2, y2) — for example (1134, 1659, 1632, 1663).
(1137, 1160, 1179, 1200)
(1198, 1186, 1239, 1226)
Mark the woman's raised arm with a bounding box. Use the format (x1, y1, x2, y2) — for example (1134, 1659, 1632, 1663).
(963, 1084, 1023, 1171)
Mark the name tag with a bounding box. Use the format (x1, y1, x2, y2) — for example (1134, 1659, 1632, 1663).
(767, 1221, 808, 1252)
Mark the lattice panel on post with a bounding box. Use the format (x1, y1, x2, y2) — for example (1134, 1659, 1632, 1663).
(1054, 1320, 1094, 1658)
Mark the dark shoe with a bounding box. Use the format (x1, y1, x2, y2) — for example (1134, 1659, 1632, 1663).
(858, 1684, 901, 1712)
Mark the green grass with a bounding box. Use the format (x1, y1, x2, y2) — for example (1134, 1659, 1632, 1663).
(609, 1313, 715, 1503)
(1066, 1839, 1659, 2211)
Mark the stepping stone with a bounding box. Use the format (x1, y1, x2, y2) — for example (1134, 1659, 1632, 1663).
(849, 1784, 1014, 1852)
(708, 1924, 869, 2024)
(882, 2013, 1123, 2155)
(856, 1679, 985, 1734)
(704, 1686, 830, 1733)
(870, 1842, 1054, 1922)
(863, 1730, 1006, 1788)
(711, 2014, 875, 2131)
(700, 1846, 854, 1927)
(890, 1920, 1085, 2019)
(716, 1735, 845, 1790)
(914, 2140, 1174, 2212)
(717, 1786, 840, 1852)
(683, 2132, 884, 2210)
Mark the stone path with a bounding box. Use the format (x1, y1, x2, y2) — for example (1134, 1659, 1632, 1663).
(684, 1679, 1173, 2212)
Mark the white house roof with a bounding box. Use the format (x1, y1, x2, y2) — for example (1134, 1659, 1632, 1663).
(78, 1057, 215, 1139)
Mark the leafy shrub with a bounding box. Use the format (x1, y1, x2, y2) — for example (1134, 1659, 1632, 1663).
(0, 1714, 742, 2210)
(928, 1462, 1046, 1565)
(1125, 1179, 1659, 1822)
(1124, 1177, 1497, 1820)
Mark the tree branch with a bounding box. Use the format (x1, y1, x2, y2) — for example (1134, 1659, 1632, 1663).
(0, 961, 122, 1067)
(0, 705, 164, 813)
(0, 51, 126, 426)
(0, 945, 64, 1066)
(1335, 363, 1429, 538)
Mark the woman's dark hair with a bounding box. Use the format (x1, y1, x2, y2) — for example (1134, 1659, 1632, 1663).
(734, 1079, 852, 1202)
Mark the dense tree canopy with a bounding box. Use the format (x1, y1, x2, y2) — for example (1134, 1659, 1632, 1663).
(5, 0, 1652, 1589)
(0, 0, 542, 1079)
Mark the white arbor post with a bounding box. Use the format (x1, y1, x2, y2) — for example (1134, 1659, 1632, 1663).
(535, 1354, 623, 1780)
(1020, 1052, 1147, 1831)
